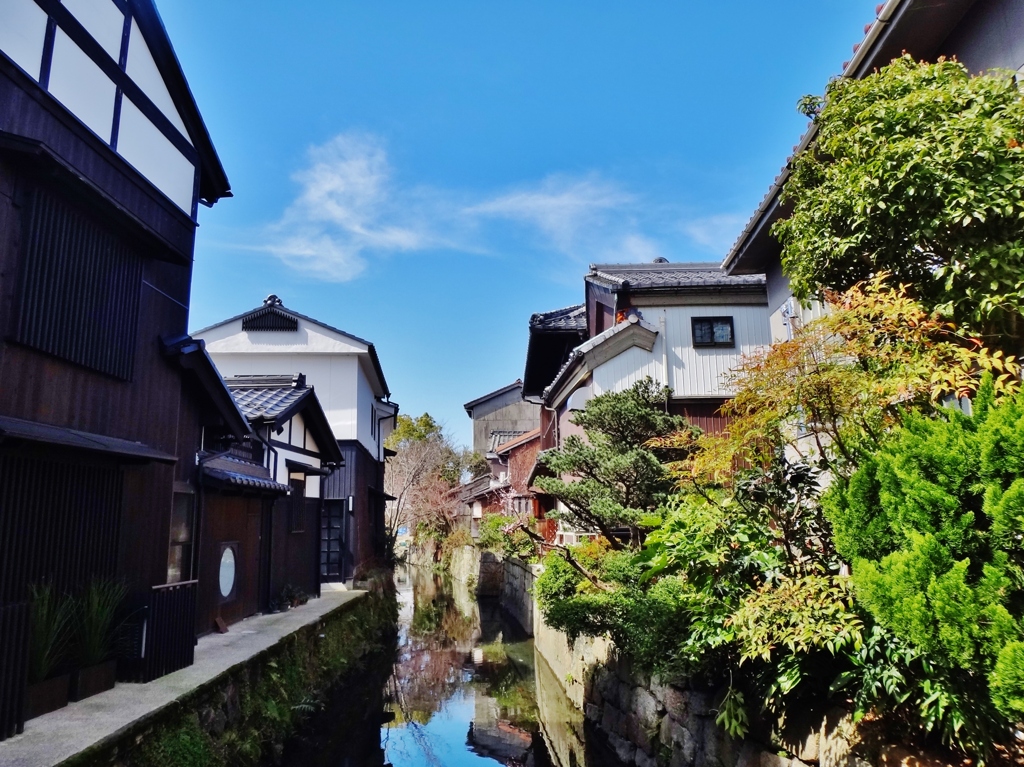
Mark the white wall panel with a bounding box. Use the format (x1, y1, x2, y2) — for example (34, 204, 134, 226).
(62, 0, 124, 60)
(125, 19, 190, 140)
(356, 365, 377, 455)
(592, 345, 663, 397)
(0, 0, 47, 79)
(48, 30, 116, 140)
(664, 305, 771, 397)
(289, 413, 306, 448)
(117, 96, 195, 211)
(585, 305, 771, 399)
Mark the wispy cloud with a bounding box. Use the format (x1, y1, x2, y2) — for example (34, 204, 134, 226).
(680, 213, 746, 255)
(466, 174, 633, 256)
(261, 132, 436, 281)
(253, 130, 741, 281)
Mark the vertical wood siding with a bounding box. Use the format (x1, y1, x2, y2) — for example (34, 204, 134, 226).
(0, 601, 29, 739)
(14, 186, 142, 380)
(0, 453, 121, 604)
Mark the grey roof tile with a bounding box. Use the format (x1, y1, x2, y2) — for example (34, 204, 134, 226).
(530, 304, 587, 331)
(224, 375, 310, 421)
(587, 262, 765, 290)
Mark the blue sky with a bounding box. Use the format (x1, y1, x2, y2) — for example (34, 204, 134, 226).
(165, 1, 878, 448)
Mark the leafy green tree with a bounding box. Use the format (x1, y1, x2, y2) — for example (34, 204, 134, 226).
(534, 378, 688, 548)
(775, 55, 1024, 347)
(824, 383, 1024, 746)
(386, 413, 444, 449)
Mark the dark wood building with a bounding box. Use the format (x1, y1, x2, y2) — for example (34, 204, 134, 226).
(0, 0, 233, 738)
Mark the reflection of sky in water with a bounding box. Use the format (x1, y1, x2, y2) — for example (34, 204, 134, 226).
(383, 688, 502, 767)
(382, 566, 538, 767)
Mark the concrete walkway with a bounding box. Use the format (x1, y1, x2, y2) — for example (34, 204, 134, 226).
(0, 590, 367, 767)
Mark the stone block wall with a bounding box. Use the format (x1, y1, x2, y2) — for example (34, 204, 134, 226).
(581, 656, 861, 767)
(518, 558, 873, 767)
(500, 556, 539, 634)
(448, 545, 503, 596)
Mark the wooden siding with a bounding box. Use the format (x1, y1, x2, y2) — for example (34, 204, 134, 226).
(196, 493, 265, 633)
(0, 451, 122, 604)
(15, 183, 143, 380)
(323, 441, 384, 579)
(0, 159, 193, 455)
(268, 496, 321, 601)
(0, 58, 197, 259)
(0, 601, 29, 739)
(669, 399, 731, 436)
(590, 305, 771, 400)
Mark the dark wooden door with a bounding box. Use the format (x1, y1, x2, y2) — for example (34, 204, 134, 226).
(321, 499, 347, 581)
(198, 493, 265, 632)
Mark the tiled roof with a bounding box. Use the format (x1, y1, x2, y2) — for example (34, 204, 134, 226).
(202, 454, 290, 493)
(224, 375, 310, 422)
(494, 428, 541, 455)
(529, 304, 587, 331)
(489, 429, 528, 453)
(587, 262, 765, 290)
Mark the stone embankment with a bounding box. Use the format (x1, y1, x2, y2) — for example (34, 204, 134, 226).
(448, 550, 911, 767)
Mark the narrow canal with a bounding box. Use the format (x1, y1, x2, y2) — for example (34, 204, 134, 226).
(283, 564, 627, 767)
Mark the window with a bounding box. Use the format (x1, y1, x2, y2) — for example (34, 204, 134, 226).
(370, 405, 376, 438)
(691, 317, 735, 347)
(218, 542, 238, 602)
(288, 477, 306, 533)
(14, 186, 143, 379)
(167, 493, 195, 584)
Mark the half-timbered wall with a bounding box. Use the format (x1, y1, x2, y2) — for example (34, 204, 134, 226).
(0, 0, 198, 214)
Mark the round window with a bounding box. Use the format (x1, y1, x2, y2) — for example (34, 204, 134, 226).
(218, 547, 236, 598)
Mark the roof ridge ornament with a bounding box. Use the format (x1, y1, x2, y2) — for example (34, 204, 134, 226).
(263, 294, 283, 307)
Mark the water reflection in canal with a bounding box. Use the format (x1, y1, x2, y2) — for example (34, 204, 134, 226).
(283, 564, 624, 767)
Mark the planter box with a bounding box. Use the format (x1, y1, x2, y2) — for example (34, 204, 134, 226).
(70, 660, 117, 702)
(25, 673, 70, 721)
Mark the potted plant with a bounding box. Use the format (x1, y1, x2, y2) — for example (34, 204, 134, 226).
(25, 584, 75, 720)
(70, 578, 128, 701)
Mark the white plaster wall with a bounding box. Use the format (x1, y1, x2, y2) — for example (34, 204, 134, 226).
(0, 0, 48, 78)
(125, 18, 190, 139)
(288, 412, 306, 449)
(357, 365, 378, 457)
(116, 96, 195, 212)
(200, 317, 390, 454)
(271, 442, 321, 498)
(48, 29, 116, 141)
(208, 350, 361, 443)
(201, 317, 368, 356)
(63, 0, 124, 60)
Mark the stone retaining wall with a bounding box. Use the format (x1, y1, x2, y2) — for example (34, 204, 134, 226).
(449, 545, 503, 596)
(66, 589, 397, 767)
(511, 557, 871, 767)
(500, 556, 538, 634)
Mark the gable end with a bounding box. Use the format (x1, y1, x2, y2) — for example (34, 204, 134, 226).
(241, 306, 299, 332)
